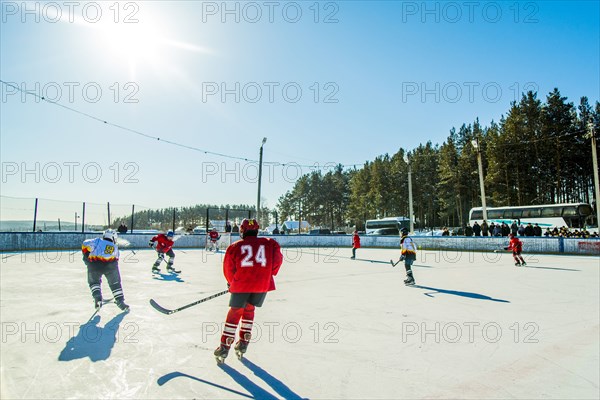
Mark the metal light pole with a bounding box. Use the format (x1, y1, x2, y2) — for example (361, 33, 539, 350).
(404, 154, 414, 233)
(472, 138, 488, 223)
(257, 137, 267, 223)
(589, 122, 600, 229)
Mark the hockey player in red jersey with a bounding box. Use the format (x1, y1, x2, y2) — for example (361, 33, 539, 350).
(505, 233, 526, 266)
(149, 230, 179, 273)
(208, 227, 221, 252)
(350, 230, 361, 259)
(214, 218, 283, 363)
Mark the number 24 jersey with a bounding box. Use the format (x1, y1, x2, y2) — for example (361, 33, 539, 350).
(223, 236, 283, 293)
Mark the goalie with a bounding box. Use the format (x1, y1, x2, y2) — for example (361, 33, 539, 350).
(208, 228, 221, 252)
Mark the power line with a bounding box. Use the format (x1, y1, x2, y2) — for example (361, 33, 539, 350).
(0, 80, 363, 170)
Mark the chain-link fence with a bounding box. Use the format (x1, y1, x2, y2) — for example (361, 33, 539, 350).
(0, 195, 266, 233)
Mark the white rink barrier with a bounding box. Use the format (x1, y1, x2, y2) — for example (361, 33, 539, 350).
(0, 232, 206, 252)
(0, 233, 598, 256)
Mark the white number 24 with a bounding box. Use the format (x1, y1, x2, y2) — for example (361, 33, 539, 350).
(240, 245, 267, 267)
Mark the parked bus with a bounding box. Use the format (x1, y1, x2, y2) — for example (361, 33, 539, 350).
(365, 217, 410, 235)
(468, 203, 596, 231)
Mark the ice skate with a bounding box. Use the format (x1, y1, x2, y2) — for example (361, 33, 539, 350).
(116, 300, 130, 312)
(167, 265, 181, 274)
(152, 265, 160, 274)
(214, 345, 229, 364)
(521, 261, 527, 266)
(234, 341, 249, 359)
(515, 262, 521, 266)
(94, 298, 103, 311)
(404, 276, 415, 286)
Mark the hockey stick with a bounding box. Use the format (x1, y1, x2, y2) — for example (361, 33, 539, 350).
(493, 246, 509, 253)
(87, 298, 114, 321)
(390, 255, 406, 267)
(149, 290, 229, 315)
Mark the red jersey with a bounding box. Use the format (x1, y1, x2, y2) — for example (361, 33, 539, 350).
(223, 236, 283, 293)
(150, 234, 174, 253)
(507, 237, 523, 253)
(209, 231, 220, 241)
(352, 233, 361, 249)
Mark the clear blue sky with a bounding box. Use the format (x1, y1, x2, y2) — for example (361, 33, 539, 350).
(1, 1, 598, 221)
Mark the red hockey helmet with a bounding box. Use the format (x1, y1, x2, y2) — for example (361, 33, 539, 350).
(240, 218, 259, 236)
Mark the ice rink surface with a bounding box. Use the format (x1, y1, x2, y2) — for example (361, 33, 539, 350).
(1, 246, 598, 399)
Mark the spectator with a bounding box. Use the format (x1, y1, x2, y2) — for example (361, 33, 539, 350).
(465, 224, 473, 237)
(442, 227, 450, 236)
(510, 221, 518, 236)
(232, 224, 240, 233)
(525, 223, 534, 237)
(518, 224, 526, 236)
(533, 223, 542, 237)
(493, 223, 502, 237)
(225, 221, 232, 233)
(117, 223, 128, 234)
(501, 222, 510, 237)
(481, 220, 489, 236)
(473, 221, 481, 236)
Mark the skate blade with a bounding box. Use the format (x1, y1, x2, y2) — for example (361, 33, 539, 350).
(235, 350, 245, 360)
(215, 356, 226, 365)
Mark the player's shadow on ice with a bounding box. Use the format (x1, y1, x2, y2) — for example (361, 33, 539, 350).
(157, 372, 253, 398)
(58, 313, 127, 362)
(523, 265, 580, 272)
(413, 285, 510, 303)
(153, 273, 184, 282)
(240, 358, 306, 400)
(218, 361, 307, 400)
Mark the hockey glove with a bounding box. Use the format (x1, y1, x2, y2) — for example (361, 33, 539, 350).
(400, 255, 405, 261)
(149, 241, 154, 247)
(503, 247, 509, 251)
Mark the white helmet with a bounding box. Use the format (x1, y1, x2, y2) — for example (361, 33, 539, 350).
(103, 229, 117, 242)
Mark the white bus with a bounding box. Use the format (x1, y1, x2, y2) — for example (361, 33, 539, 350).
(365, 217, 410, 235)
(468, 203, 596, 231)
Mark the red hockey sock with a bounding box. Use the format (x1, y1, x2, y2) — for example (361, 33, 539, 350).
(239, 303, 255, 342)
(220, 307, 244, 348)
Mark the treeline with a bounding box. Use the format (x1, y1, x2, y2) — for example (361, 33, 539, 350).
(115, 204, 256, 231)
(276, 89, 599, 230)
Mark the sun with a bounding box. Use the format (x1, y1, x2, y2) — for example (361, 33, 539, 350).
(95, 20, 164, 69)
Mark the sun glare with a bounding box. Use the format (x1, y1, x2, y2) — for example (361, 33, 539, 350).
(97, 21, 163, 67)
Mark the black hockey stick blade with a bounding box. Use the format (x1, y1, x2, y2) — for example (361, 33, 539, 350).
(390, 259, 400, 267)
(149, 299, 175, 315)
(150, 289, 229, 315)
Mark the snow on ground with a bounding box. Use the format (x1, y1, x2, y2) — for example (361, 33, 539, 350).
(1, 247, 598, 399)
